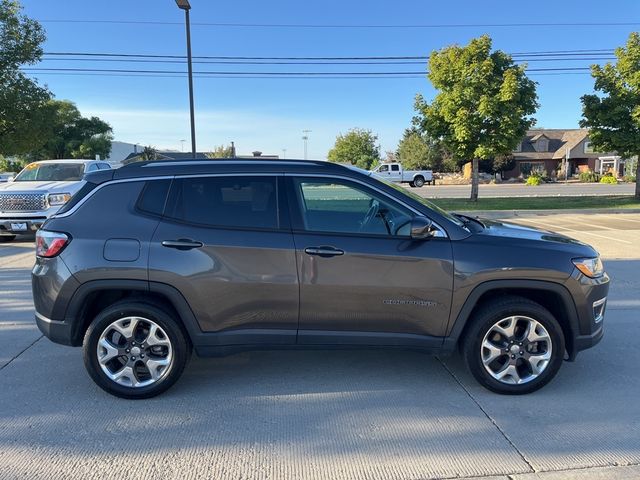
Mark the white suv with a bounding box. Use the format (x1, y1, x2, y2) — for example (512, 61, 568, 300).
(0, 159, 111, 241)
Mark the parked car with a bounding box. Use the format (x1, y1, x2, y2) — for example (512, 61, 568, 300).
(0, 173, 14, 183)
(372, 162, 433, 187)
(32, 159, 608, 398)
(0, 159, 111, 241)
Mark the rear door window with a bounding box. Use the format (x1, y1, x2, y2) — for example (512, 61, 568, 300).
(166, 176, 279, 230)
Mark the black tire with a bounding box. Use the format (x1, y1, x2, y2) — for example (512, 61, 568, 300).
(462, 295, 565, 395)
(83, 301, 191, 399)
(0, 235, 16, 242)
(413, 176, 425, 187)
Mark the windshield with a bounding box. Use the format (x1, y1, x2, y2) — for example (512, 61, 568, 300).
(14, 163, 85, 182)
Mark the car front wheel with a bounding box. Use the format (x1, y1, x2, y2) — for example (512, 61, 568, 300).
(83, 301, 191, 399)
(462, 296, 565, 394)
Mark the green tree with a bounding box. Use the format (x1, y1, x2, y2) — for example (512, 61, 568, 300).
(0, 0, 52, 155)
(33, 100, 113, 160)
(397, 130, 430, 170)
(140, 146, 158, 161)
(206, 144, 234, 158)
(327, 128, 381, 170)
(414, 35, 538, 200)
(580, 32, 640, 198)
(396, 128, 449, 171)
(0, 154, 27, 173)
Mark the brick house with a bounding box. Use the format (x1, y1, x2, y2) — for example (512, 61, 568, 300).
(503, 129, 622, 179)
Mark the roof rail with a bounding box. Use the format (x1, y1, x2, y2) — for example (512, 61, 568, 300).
(121, 158, 337, 168)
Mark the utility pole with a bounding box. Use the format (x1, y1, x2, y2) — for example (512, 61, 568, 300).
(302, 130, 311, 160)
(282, 148, 287, 159)
(180, 139, 186, 152)
(175, 0, 196, 157)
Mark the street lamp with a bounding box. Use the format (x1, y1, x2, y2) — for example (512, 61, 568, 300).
(175, 0, 196, 157)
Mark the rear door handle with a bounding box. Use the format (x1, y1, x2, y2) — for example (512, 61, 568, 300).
(304, 246, 344, 257)
(161, 239, 204, 250)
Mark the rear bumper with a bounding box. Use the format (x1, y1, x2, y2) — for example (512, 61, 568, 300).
(35, 311, 74, 346)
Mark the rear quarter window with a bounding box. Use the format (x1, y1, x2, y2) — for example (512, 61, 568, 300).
(136, 180, 171, 216)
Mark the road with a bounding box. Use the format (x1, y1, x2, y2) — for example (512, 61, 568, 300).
(1, 214, 639, 480)
(411, 182, 635, 198)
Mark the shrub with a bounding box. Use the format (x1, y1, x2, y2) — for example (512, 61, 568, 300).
(578, 170, 599, 183)
(525, 173, 543, 186)
(622, 175, 637, 183)
(600, 175, 618, 184)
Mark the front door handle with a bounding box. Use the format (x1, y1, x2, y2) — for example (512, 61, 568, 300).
(161, 239, 204, 250)
(304, 246, 344, 257)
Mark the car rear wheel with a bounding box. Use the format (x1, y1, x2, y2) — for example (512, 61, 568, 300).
(462, 295, 565, 394)
(413, 176, 425, 187)
(83, 301, 191, 399)
(0, 235, 16, 242)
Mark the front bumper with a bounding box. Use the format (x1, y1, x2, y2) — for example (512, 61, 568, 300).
(0, 217, 47, 234)
(35, 311, 74, 346)
(575, 322, 604, 352)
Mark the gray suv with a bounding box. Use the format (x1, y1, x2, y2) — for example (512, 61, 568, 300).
(32, 160, 609, 398)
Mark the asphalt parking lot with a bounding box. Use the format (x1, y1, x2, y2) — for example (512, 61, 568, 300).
(1, 213, 639, 480)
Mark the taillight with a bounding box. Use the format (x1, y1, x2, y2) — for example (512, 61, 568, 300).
(36, 230, 70, 258)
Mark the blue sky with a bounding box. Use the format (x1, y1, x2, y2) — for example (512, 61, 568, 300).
(20, 0, 640, 159)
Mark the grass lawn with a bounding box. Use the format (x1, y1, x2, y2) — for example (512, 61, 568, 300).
(429, 195, 640, 211)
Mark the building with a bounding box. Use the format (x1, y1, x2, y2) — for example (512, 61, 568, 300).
(504, 129, 624, 179)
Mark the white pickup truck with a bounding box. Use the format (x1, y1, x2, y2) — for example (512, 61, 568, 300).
(371, 162, 433, 187)
(0, 159, 111, 241)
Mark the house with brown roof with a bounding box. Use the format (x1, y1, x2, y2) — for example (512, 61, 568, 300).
(503, 129, 624, 179)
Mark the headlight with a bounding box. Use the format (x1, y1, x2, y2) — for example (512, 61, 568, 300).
(47, 193, 72, 206)
(572, 257, 604, 278)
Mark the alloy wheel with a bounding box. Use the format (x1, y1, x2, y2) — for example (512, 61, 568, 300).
(97, 316, 173, 388)
(481, 315, 552, 385)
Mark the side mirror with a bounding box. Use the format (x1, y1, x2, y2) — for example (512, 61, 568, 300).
(410, 216, 435, 240)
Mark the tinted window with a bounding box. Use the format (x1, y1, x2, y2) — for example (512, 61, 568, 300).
(86, 164, 99, 172)
(391, 164, 400, 171)
(294, 178, 412, 236)
(137, 180, 171, 216)
(98, 163, 111, 170)
(167, 176, 278, 229)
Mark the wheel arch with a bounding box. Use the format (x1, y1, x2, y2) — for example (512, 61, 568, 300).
(65, 280, 202, 347)
(445, 280, 579, 360)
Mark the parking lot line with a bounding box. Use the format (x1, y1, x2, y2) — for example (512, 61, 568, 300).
(511, 218, 633, 244)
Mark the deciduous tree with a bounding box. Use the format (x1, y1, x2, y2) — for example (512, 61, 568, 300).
(0, 0, 51, 155)
(414, 35, 538, 200)
(580, 32, 640, 198)
(33, 100, 113, 160)
(327, 128, 381, 170)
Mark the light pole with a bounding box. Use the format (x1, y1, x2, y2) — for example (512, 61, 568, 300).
(175, 0, 196, 157)
(302, 130, 311, 160)
(180, 139, 186, 152)
(282, 148, 287, 159)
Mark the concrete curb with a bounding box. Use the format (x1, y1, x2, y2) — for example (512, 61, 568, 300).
(456, 208, 640, 219)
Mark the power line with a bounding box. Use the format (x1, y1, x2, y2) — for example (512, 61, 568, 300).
(42, 49, 616, 61)
(22, 66, 593, 76)
(18, 71, 593, 79)
(36, 56, 616, 66)
(38, 19, 640, 29)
